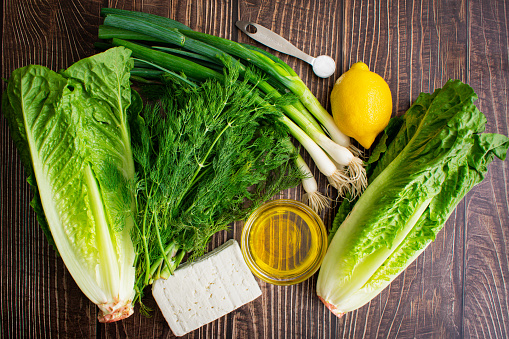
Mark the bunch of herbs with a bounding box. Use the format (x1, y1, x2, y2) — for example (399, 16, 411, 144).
(129, 67, 301, 305)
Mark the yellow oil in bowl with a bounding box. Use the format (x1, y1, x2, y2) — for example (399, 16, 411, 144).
(241, 199, 327, 285)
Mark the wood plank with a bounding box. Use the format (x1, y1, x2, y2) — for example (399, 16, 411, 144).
(464, 0, 509, 337)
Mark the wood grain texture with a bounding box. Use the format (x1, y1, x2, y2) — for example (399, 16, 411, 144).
(464, 0, 509, 338)
(1, 0, 508, 338)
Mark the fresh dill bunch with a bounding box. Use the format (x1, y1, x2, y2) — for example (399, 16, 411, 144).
(129, 66, 301, 304)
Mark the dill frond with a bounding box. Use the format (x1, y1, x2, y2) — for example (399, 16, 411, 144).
(130, 66, 301, 299)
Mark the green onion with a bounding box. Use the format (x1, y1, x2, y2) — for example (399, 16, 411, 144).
(295, 154, 330, 213)
(98, 25, 166, 43)
(111, 38, 364, 198)
(180, 30, 355, 150)
(100, 8, 192, 30)
(99, 11, 368, 199)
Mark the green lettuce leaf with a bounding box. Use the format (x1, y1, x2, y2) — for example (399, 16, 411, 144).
(317, 80, 509, 316)
(2, 47, 136, 322)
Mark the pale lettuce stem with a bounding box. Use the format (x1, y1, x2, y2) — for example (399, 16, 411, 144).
(317, 148, 431, 307)
(325, 198, 432, 307)
(338, 246, 428, 313)
(84, 165, 120, 301)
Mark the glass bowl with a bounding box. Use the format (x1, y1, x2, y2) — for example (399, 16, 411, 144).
(241, 199, 328, 285)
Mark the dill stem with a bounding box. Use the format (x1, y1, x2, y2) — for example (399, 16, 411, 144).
(172, 122, 232, 217)
(193, 123, 231, 182)
(154, 212, 173, 276)
(160, 250, 186, 279)
(149, 241, 177, 277)
(182, 167, 212, 215)
(142, 181, 154, 285)
(155, 263, 162, 281)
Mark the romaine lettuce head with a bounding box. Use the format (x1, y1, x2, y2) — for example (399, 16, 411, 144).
(317, 80, 509, 317)
(2, 47, 136, 322)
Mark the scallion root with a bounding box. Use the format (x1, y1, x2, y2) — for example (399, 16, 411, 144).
(297, 155, 332, 213)
(347, 143, 364, 158)
(346, 157, 368, 198)
(303, 191, 331, 214)
(326, 169, 352, 193)
(324, 157, 367, 199)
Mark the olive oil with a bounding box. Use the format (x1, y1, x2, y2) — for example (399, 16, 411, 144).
(241, 200, 327, 285)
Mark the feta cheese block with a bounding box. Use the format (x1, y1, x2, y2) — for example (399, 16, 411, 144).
(152, 239, 262, 336)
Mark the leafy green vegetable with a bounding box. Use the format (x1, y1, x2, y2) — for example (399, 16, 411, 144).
(97, 9, 368, 209)
(129, 67, 302, 307)
(2, 47, 137, 323)
(317, 80, 509, 317)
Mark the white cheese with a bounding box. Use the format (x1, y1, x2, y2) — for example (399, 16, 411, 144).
(152, 239, 262, 337)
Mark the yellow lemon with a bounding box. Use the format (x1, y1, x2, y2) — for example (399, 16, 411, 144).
(330, 62, 392, 149)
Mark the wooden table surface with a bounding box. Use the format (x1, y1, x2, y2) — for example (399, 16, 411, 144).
(1, 0, 508, 338)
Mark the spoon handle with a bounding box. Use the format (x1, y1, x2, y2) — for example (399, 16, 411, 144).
(236, 21, 315, 65)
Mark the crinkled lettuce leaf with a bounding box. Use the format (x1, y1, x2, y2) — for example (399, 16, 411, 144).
(317, 80, 509, 316)
(2, 47, 136, 322)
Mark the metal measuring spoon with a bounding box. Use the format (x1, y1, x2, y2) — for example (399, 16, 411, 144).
(236, 21, 336, 78)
